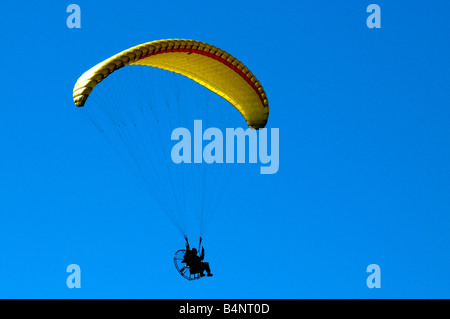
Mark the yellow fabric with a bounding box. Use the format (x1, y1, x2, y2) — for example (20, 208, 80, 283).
(73, 39, 269, 129)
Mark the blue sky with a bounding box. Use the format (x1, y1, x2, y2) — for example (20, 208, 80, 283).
(1, 1, 450, 298)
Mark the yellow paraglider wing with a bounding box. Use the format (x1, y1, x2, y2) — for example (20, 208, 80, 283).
(73, 39, 269, 129)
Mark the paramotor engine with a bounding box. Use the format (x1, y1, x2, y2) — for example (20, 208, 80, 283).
(173, 249, 201, 281)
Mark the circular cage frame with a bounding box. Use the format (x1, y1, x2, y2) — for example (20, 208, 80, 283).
(173, 249, 201, 281)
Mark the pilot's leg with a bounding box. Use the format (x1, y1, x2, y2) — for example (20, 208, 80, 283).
(203, 262, 212, 276)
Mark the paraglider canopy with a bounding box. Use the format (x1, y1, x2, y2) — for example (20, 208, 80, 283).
(73, 39, 269, 129)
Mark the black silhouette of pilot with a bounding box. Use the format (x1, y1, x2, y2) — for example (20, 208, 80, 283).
(181, 245, 213, 277)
